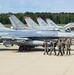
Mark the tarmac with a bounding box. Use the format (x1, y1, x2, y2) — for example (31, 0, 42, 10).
(0, 43, 74, 75)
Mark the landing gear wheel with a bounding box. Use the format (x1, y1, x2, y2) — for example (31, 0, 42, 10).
(19, 46, 24, 52)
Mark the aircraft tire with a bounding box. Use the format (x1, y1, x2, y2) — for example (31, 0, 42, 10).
(19, 46, 24, 52)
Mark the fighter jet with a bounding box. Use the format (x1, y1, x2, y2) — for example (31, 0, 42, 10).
(0, 27, 74, 51)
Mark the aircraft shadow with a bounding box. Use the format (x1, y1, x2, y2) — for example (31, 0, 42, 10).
(0, 48, 74, 55)
(0, 48, 18, 51)
(0, 47, 44, 52)
(17, 48, 44, 53)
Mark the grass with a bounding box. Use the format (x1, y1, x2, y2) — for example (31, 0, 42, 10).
(4, 24, 11, 28)
(57, 24, 65, 27)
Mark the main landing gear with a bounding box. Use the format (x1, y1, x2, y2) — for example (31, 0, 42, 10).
(18, 45, 34, 52)
(19, 46, 24, 52)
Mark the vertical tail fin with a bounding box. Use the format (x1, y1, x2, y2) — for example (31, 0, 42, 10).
(36, 17, 48, 26)
(8, 15, 26, 30)
(24, 17, 39, 28)
(46, 18, 57, 27)
(0, 22, 13, 30)
(64, 23, 74, 29)
(0, 22, 6, 28)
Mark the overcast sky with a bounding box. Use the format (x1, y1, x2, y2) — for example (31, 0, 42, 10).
(0, 0, 74, 13)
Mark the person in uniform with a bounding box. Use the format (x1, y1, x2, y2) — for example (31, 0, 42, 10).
(66, 39, 71, 55)
(43, 39, 49, 55)
(61, 39, 65, 54)
(57, 39, 63, 56)
(49, 40, 56, 55)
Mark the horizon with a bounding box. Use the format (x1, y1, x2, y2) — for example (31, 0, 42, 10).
(0, 12, 74, 14)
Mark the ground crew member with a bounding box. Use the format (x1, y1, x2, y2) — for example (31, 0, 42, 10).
(66, 39, 71, 55)
(61, 39, 65, 54)
(43, 39, 49, 55)
(49, 41, 56, 55)
(57, 39, 63, 56)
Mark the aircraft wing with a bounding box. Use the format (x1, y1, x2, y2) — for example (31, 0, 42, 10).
(0, 36, 29, 41)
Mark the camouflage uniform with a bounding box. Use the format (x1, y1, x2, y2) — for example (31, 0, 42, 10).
(43, 40, 49, 55)
(57, 40, 63, 56)
(66, 39, 71, 55)
(61, 39, 65, 54)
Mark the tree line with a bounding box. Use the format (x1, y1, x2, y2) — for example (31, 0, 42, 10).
(0, 12, 74, 24)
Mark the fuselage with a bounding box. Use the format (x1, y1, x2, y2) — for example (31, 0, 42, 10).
(0, 28, 74, 40)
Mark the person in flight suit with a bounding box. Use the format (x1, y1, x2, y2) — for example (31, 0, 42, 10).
(49, 40, 56, 55)
(43, 39, 49, 55)
(61, 39, 65, 54)
(66, 39, 71, 55)
(57, 39, 63, 56)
